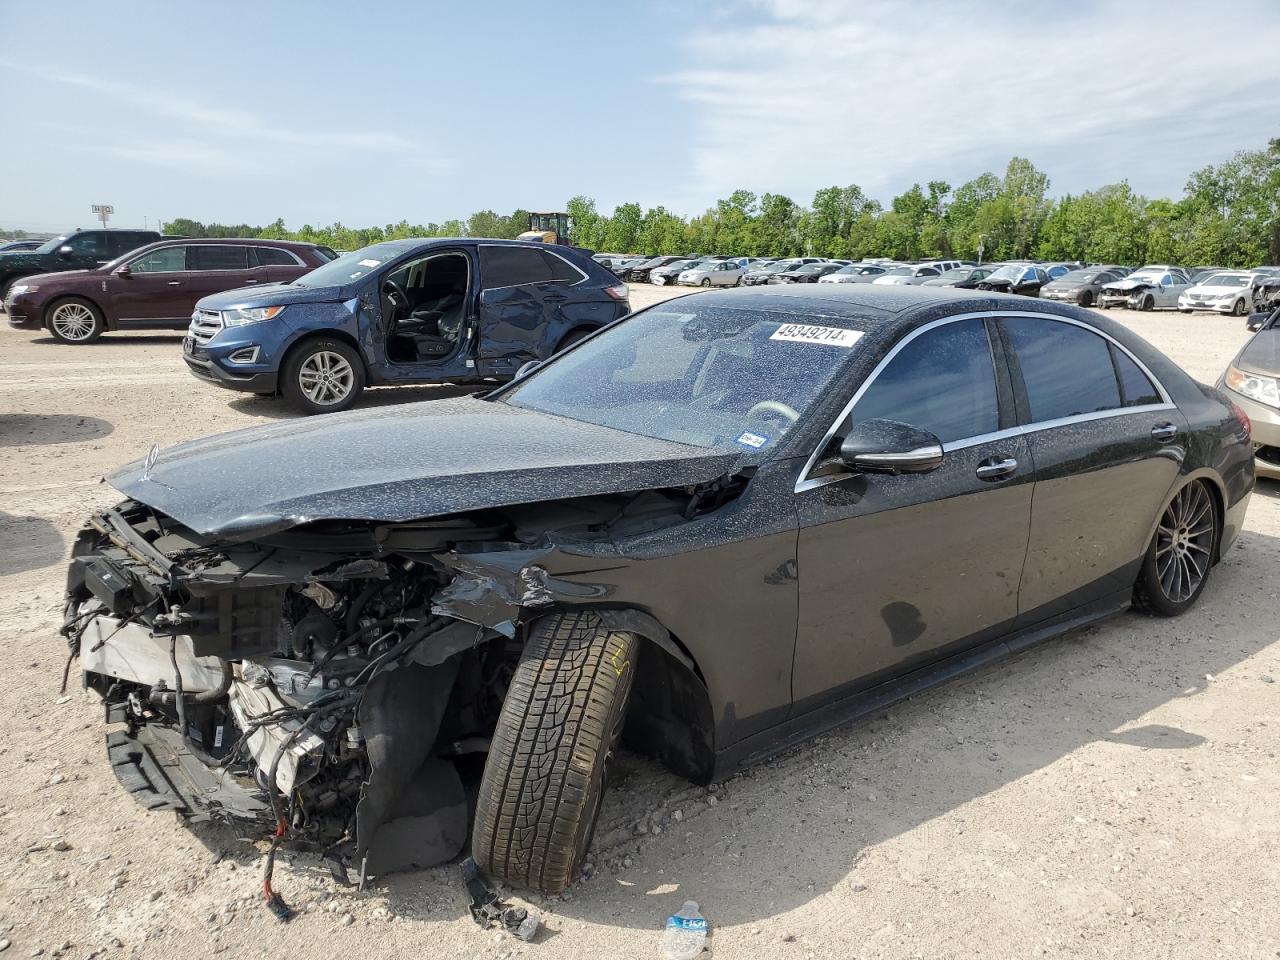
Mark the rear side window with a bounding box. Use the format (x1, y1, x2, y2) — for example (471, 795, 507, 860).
(108, 232, 153, 257)
(540, 250, 582, 283)
(130, 246, 188, 273)
(1111, 345, 1162, 406)
(190, 246, 250, 271)
(850, 318, 1000, 444)
(255, 246, 299, 266)
(1004, 317, 1121, 421)
(480, 246, 554, 288)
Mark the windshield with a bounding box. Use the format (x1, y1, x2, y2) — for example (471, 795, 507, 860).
(985, 265, 1029, 282)
(757, 262, 793, 273)
(939, 268, 970, 279)
(1201, 274, 1248, 287)
(34, 235, 70, 254)
(502, 305, 866, 450)
(883, 266, 913, 277)
(1124, 271, 1161, 284)
(1058, 270, 1098, 283)
(291, 244, 401, 286)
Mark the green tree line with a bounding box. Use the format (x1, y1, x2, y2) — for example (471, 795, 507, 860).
(164, 139, 1280, 267)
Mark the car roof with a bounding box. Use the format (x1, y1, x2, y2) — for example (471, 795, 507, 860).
(680, 282, 1122, 334)
(143, 237, 322, 251)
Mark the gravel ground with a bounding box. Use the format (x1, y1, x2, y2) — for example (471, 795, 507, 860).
(0, 287, 1276, 960)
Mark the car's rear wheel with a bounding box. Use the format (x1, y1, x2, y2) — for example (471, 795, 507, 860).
(1133, 480, 1219, 616)
(555, 327, 593, 352)
(282, 338, 365, 415)
(46, 298, 105, 344)
(472, 612, 636, 894)
(1230, 299, 1245, 317)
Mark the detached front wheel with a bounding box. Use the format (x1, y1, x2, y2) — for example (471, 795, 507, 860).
(472, 612, 636, 894)
(281, 338, 364, 415)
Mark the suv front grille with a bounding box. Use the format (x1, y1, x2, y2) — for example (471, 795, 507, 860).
(190, 309, 223, 345)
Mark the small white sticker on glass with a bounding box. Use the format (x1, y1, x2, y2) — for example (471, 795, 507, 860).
(770, 323, 863, 347)
(357, 259, 381, 268)
(736, 431, 769, 449)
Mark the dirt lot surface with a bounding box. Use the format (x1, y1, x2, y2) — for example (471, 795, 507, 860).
(1, 287, 1277, 960)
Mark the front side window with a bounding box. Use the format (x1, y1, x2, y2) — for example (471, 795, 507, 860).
(1004, 317, 1122, 421)
(190, 246, 250, 271)
(129, 246, 188, 273)
(849, 318, 999, 444)
(63, 233, 105, 256)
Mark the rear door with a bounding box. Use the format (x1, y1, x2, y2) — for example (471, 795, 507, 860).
(255, 246, 310, 283)
(792, 316, 1034, 710)
(998, 314, 1186, 624)
(183, 245, 263, 313)
(476, 245, 585, 376)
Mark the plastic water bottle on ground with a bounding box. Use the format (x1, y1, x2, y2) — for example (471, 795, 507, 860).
(660, 900, 708, 959)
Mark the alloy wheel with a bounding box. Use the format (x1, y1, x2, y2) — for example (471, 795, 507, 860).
(1154, 483, 1214, 603)
(50, 303, 98, 341)
(297, 350, 355, 406)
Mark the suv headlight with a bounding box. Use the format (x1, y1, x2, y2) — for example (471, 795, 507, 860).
(222, 305, 285, 327)
(1225, 365, 1280, 407)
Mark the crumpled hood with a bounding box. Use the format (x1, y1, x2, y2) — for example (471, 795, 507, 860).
(1237, 327, 1280, 376)
(108, 396, 740, 539)
(196, 282, 346, 312)
(1103, 277, 1155, 291)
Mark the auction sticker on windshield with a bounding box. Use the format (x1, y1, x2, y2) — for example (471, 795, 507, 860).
(770, 323, 864, 347)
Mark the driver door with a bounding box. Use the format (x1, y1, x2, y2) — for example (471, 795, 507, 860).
(790, 317, 1033, 713)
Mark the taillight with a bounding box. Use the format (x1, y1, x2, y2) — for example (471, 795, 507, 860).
(1230, 400, 1252, 439)
(605, 283, 629, 301)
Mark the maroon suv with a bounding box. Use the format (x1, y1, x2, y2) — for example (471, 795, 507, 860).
(4, 238, 335, 344)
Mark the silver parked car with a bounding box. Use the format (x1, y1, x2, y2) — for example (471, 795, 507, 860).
(1040, 266, 1126, 307)
(677, 260, 747, 287)
(818, 262, 893, 284)
(871, 264, 944, 286)
(1098, 266, 1193, 311)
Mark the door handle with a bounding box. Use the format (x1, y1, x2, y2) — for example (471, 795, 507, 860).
(1151, 422, 1178, 442)
(167, 281, 181, 286)
(245, 279, 258, 283)
(976, 456, 1018, 481)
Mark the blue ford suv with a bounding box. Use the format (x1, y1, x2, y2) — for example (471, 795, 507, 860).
(183, 238, 630, 414)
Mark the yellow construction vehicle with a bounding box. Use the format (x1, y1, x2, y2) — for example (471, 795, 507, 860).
(517, 212, 571, 245)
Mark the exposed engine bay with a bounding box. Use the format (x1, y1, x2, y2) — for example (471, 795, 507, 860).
(61, 480, 740, 900)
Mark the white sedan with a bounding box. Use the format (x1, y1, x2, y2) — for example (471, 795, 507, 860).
(677, 261, 746, 287)
(1178, 272, 1255, 316)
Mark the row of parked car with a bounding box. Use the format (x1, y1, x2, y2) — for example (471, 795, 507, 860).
(596, 252, 1280, 316)
(1, 228, 631, 414)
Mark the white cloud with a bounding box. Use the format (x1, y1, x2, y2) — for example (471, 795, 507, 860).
(662, 0, 1280, 207)
(2, 60, 448, 176)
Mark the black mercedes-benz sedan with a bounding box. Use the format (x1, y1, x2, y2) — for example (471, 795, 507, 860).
(62, 285, 1253, 903)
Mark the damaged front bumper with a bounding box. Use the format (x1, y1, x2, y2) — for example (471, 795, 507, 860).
(63, 501, 519, 880)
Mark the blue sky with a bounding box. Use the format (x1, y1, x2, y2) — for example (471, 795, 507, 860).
(2, 0, 1278, 233)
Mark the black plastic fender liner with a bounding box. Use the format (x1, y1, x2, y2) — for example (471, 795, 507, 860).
(354, 657, 465, 876)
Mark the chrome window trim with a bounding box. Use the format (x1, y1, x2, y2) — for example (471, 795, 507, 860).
(794, 309, 1177, 494)
(477, 242, 589, 289)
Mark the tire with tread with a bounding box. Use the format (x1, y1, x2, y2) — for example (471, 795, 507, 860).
(1133, 480, 1220, 617)
(281, 337, 364, 415)
(472, 612, 636, 894)
(45, 297, 105, 344)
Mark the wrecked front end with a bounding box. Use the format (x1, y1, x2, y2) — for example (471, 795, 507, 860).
(61, 478, 732, 892)
(1098, 281, 1150, 309)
